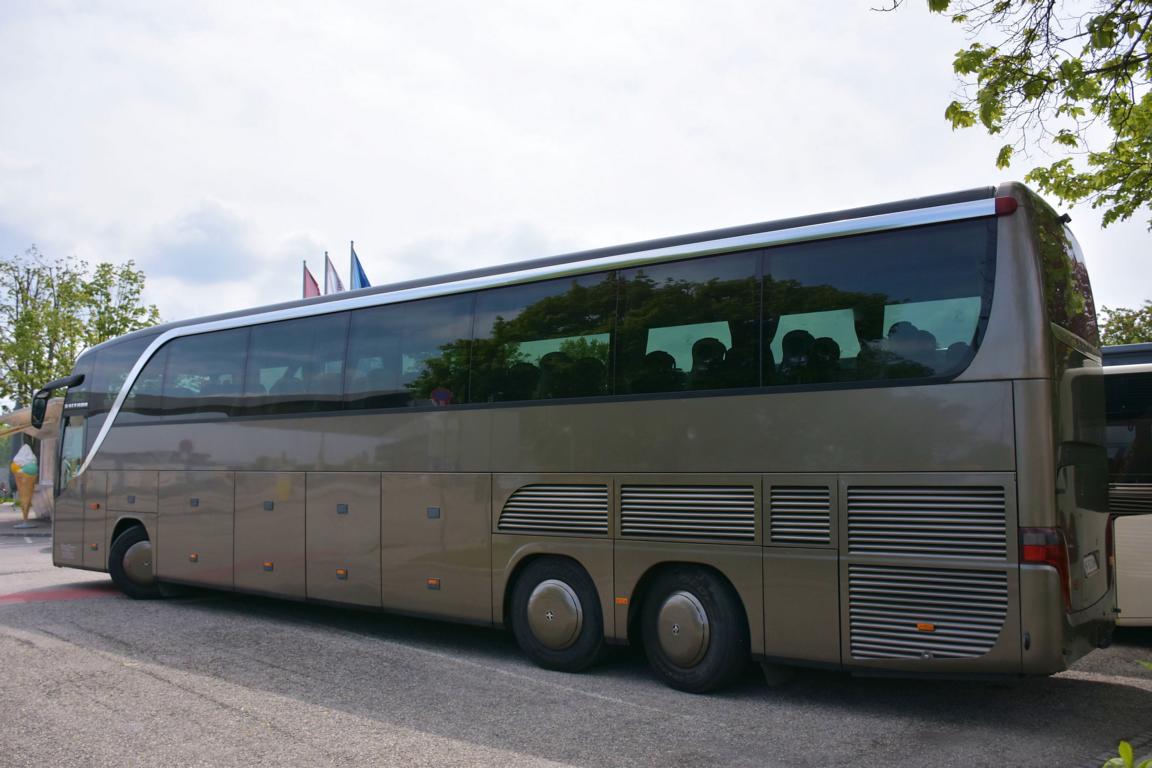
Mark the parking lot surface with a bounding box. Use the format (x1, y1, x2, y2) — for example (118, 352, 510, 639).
(1, 535, 1150, 768)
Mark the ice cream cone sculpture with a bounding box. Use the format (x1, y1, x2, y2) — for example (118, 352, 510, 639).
(10, 445, 38, 522)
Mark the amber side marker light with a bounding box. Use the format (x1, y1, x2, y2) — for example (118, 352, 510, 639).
(336, 568, 348, 580)
(188, 553, 199, 563)
(426, 578, 441, 590)
(916, 622, 936, 633)
(262, 561, 274, 572)
(614, 597, 629, 606)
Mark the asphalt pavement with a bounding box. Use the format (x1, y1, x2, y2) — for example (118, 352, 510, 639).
(0, 522, 1150, 767)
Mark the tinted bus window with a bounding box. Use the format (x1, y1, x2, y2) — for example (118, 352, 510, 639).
(63, 355, 94, 408)
(121, 346, 168, 422)
(470, 273, 616, 403)
(763, 219, 993, 385)
(617, 251, 760, 394)
(345, 294, 473, 409)
(246, 312, 349, 415)
(89, 333, 159, 415)
(160, 329, 250, 419)
(1031, 200, 1099, 346)
(1106, 372, 1152, 483)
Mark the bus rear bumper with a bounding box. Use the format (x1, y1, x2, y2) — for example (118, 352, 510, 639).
(1020, 564, 1116, 674)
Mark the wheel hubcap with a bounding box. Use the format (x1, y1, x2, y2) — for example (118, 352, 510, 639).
(526, 579, 583, 650)
(657, 590, 710, 668)
(122, 540, 156, 587)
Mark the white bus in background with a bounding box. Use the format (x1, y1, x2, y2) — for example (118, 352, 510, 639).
(1104, 343, 1152, 626)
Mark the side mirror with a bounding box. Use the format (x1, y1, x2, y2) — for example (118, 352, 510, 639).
(30, 393, 49, 429)
(29, 372, 85, 429)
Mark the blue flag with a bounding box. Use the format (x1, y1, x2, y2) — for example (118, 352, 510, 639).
(350, 242, 371, 289)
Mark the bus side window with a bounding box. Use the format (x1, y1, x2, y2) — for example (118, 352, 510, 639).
(763, 218, 992, 385)
(160, 328, 250, 419)
(616, 251, 759, 395)
(471, 274, 615, 403)
(346, 294, 473, 410)
(246, 312, 349, 415)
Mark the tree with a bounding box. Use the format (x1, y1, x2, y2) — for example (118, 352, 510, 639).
(890, 0, 1152, 228)
(1100, 301, 1152, 343)
(0, 246, 161, 409)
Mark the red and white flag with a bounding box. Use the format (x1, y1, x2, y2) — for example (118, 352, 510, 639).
(324, 251, 345, 294)
(303, 262, 320, 298)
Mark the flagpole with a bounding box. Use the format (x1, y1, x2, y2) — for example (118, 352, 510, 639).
(350, 240, 354, 290)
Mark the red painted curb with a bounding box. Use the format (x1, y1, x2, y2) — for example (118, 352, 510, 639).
(0, 584, 119, 604)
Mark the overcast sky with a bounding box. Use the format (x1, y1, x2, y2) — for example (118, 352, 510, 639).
(1, 0, 1148, 325)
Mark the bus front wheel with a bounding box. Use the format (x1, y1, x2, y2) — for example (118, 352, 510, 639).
(509, 557, 605, 672)
(641, 566, 749, 693)
(108, 525, 163, 600)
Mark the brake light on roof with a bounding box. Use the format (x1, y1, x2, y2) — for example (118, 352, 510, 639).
(995, 197, 1019, 216)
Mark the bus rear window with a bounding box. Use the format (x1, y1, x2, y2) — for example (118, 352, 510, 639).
(1031, 201, 1099, 346)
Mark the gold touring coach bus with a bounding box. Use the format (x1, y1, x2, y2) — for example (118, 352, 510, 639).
(35, 182, 1116, 692)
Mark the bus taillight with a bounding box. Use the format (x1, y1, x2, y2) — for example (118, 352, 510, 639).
(1105, 514, 1116, 589)
(1021, 528, 1071, 610)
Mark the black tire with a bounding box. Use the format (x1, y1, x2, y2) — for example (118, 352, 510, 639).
(108, 525, 163, 600)
(509, 557, 605, 672)
(641, 566, 749, 693)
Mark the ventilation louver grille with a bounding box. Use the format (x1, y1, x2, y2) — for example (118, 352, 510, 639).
(1109, 483, 1152, 514)
(847, 486, 1007, 560)
(620, 485, 755, 541)
(498, 485, 608, 535)
(849, 565, 1007, 660)
(769, 486, 831, 545)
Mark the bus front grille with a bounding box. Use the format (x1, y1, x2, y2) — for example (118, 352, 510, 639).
(769, 486, 832, 545)
(1109, 483, 1152, 514)
(620, 485, 756, 541)
(498, 484, 609, 535)
(847, 486, 1007, 560)
(848, 564, 1008, 660)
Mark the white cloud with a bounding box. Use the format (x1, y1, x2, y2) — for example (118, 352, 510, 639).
(0, 0, 1146, 325)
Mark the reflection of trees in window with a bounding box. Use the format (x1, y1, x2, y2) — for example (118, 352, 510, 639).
(618, 253, 759, 394)
(764, 278, 893, 383)
(1032, 200, 1099, 344)
(410, 276, 618, 403)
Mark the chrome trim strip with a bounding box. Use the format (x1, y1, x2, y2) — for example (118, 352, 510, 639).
(78, 197, 996, 474)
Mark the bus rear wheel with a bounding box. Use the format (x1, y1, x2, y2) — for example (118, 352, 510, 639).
(641, 566, 749, 693)
(509, 558, 605, 672)
(109, 525, 162, 600)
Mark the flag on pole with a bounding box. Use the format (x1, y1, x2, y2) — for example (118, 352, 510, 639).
(303, 262, 320, 298)
(323, 251, 344, 294)
(350, 241, 371, 289)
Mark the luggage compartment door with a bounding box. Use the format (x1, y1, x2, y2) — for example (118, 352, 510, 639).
(306, 472, 381, 607)
(235, 472, 305, 598)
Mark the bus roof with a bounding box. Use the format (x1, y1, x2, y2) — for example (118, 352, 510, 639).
(1103, 343, 1152, 366)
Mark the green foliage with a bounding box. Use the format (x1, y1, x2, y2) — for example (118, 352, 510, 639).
(1099, 302, 1152, 344)
(1102, 740, 1152, 768)
(915, 0, 1152, 229)
(0, 246, 161, 409)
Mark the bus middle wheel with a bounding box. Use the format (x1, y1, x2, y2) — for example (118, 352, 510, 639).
(641, 566, 749, 693)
